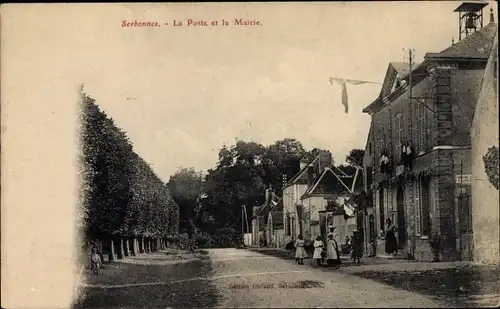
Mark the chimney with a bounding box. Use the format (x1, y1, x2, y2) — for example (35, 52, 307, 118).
(307, 166, 314, 187)
(318, 150, 333, 171)
(299, 159, 309, 170)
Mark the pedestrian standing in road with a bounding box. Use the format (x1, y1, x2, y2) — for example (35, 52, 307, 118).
(351, 230, 362, 264)
(385, 218, 398, 255)
(326, 233, 341, 267)
(90, 247, 102, 275)
(294, 235, 307, 265)
(313, 236, 324, 266)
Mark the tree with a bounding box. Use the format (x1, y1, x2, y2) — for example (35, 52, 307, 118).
(346, 149, 364, 167)
(167, 167, 203, 234)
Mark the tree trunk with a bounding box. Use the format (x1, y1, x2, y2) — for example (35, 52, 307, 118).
(130, 238, 137, 256)
(140, 238, 145, 253)
(118, 238, 125, 259)
(109, 239, 116, 262)
(124, 237, 130, 257)
(145, 238, 150, 253)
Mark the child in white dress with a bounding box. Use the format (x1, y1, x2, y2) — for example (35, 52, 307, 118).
(313, 236, 324, 266)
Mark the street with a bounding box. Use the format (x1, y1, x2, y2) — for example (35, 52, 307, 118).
(74, 248, 497, 308)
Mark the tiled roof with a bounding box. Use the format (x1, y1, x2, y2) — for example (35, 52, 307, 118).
(427, 23, 498, 59)
(363, 23, 497, 115)
(390, 62, 410, 77)
(284, 156, 319, 187)
(300, 167, 363, 199)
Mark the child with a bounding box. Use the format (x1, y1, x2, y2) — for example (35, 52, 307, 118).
(294, 235, 307, 265)
(312, 236, 324, 266)
(90, 247, 102, 275)
(351, 230, 362, 265)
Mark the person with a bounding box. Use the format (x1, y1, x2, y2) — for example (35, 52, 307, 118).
(326, 233, 341, 267)
(385, 218, 398, 255)
(351, 230, 362, 264)
(294, 235, 307, 265)
(90, 247, 102, 275)
(312, 236, 324, 266)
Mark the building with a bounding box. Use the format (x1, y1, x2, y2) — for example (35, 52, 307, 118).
(361, 122, 376, 256)
(362, 5, 497, 261)
(282, 150, 360, 246)
(251, 186, 284, 248)
(471, 27, 498, 265)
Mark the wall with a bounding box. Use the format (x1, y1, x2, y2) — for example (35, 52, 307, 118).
(451, 69, 485, 146)
(471, 33, 499, 265)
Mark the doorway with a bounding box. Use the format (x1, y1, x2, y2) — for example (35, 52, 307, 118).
(396, 186, 407, 249)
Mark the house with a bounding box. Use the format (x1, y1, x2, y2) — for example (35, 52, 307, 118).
(251, 186, 283, 248)
(361, 121, 376, 256)
(362, 5, 497, 261)
(471, 25, 498, 265)
(282, 150, 361, 246)
(300, 166, 361, 246)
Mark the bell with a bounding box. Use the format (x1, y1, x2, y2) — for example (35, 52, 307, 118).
(465, 14, 477, 30)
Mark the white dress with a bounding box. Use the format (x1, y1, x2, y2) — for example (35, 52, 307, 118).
(326, 239, 339, 260)
(313, 240, 324, 259)
(294, 239, 307, 258)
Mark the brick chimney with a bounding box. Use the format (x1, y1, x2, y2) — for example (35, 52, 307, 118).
(307, 166, 314, 187)
(318, 150, 333, 171)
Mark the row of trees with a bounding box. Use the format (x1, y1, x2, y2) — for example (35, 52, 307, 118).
(167, 138, 364, 248)
(78, 92, 179, 258)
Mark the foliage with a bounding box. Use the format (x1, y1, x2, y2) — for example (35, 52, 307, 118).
(167, 168, 204, 234)
(80, 92, 179, 241)
(346, 149, 364, 167)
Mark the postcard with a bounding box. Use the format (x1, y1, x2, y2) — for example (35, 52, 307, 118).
(1, 2, 498, 308)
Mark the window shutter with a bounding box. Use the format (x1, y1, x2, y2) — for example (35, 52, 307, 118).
(414, 180, 421, 236)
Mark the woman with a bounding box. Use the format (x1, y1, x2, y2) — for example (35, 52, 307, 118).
(326, 233, 341, 267)
(312, 236, 324, 266)
(294, 234, 307, 265)
(351, 230, 362, 264)
(385, 218, 398, 255)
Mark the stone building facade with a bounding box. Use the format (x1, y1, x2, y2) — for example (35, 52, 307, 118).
(362, 22, 497, 261)
(471, 32, 499, 265)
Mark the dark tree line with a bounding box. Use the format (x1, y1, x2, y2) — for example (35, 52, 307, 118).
(79, 92, 179, 258)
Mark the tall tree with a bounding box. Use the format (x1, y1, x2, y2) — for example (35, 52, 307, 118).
(167, 167, 203, 234)
(346, 149, 364, 167)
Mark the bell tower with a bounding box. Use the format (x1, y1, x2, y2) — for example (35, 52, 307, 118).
(454, 2, 488, 40)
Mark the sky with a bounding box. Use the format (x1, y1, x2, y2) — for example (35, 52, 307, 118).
(72, 1, 498, 182)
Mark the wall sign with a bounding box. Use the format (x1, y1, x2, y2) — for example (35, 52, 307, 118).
(456, 174, 472, 185)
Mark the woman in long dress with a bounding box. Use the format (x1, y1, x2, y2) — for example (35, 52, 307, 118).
(385, 218, 398, 255)
(326, 233, 341, 267)
(312, 236, 324, 266)
(294, 234, 307, 265)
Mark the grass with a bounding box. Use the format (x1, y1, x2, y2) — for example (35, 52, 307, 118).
(75, 259, 219, 308)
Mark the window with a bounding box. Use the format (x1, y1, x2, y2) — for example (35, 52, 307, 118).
(377, 125, 384, 164)
(420, 176, 431, 236)
(395, 114, 403, 161)
(416, 93, 429, 153)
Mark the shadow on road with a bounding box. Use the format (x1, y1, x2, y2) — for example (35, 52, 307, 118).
(74, 258, 220, 308)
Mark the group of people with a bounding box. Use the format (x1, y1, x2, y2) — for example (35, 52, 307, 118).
(293, 228, 363, 267)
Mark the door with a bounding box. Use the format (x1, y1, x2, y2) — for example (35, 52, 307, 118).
(396, 186, 407, 249)
(458, 191, 474, 261)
